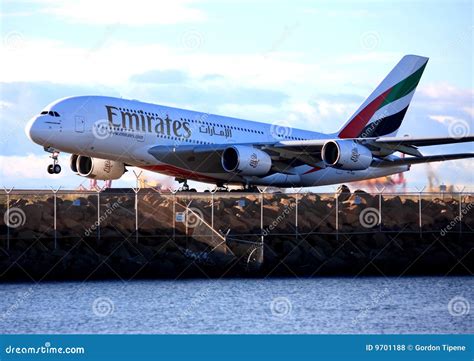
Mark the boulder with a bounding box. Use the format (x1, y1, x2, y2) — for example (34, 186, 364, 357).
(336, 184, 351, 202)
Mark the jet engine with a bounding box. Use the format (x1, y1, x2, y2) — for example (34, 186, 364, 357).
(72, 155, 125, 180)
(221, 145, 272, 176)
(321, 140, 373, 171)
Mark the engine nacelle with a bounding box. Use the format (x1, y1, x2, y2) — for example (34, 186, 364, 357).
(222, 146, 272, 176)
(75, 155, 125, 180)
(322, 140, 373, 171)
(70, 154, 79, 174)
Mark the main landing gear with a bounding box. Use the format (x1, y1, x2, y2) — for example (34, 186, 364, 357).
(176, 179, 197, 192)
(46, 149, 61, 174)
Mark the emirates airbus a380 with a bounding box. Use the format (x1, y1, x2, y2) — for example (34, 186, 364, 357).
(26, 55, 473, 191)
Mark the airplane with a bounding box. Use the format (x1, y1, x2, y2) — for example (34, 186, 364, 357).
(25, 55, 473, 191)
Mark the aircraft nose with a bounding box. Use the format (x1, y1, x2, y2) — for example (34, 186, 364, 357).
(25, 116, 36, 141)
(25, 116, 45, 144)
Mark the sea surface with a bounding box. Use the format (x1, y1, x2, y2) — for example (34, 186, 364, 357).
(0, 277, 472, 334)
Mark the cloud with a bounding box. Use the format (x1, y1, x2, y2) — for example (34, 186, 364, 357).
(38, 0, 206, 25)
(130, 69, 189, 84)
(0, 153, 59, 179)
(417, 82, 474, 112)
(428, 115, 465, 126)
(334, 51, 399, 65)
(0, 38, 326, 90)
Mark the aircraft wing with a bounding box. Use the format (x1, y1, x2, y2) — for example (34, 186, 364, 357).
(148, 135, 473, 174)
(268, 135, 474, 159)
(371, 153, 474, 167)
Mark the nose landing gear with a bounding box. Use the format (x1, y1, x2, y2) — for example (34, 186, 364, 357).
(46, 150, 61, 174)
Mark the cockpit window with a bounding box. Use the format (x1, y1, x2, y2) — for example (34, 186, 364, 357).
(40, 110, 60, 116)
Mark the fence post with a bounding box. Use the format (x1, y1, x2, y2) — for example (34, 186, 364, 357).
(258, 187, 267, 262)
(172, 190, 176, 242)
(50, 186, 61, 250)
(3, 187, 14, 251)
(96, 188, 101, 241)
(211, 190, 215, 243)
(377, 186, 385, 232)
(132, 171, 143, 244)
(295, 192, 299, 242)
(185, 200, 193, 238)
(132, 187, 139, 244)
(459, 191, 463, 234)
(415, 186, 425, 237)
(294, 187, 302, 242)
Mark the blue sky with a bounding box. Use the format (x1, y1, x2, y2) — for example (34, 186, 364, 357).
(0, 0, 472, 191)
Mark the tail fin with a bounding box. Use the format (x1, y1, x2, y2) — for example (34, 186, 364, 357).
(338, 54, 428, 139)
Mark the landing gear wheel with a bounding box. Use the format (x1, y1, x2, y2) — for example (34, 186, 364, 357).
(45, 148, 61, 175)
(177, 179, 190, 192)
(242, 185, 259, 193)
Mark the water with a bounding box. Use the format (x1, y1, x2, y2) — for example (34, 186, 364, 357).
(0, 277, 472, 334)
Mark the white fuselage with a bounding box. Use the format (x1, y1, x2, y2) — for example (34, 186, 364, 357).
(26, 95, 408, 187)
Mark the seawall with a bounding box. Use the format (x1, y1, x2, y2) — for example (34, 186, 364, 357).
(1, 189, 472, 280)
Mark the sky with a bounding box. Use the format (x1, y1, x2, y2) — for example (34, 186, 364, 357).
(0, 0, 472, 191)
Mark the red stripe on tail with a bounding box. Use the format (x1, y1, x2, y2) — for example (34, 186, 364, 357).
(338, 87, 392, 138)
